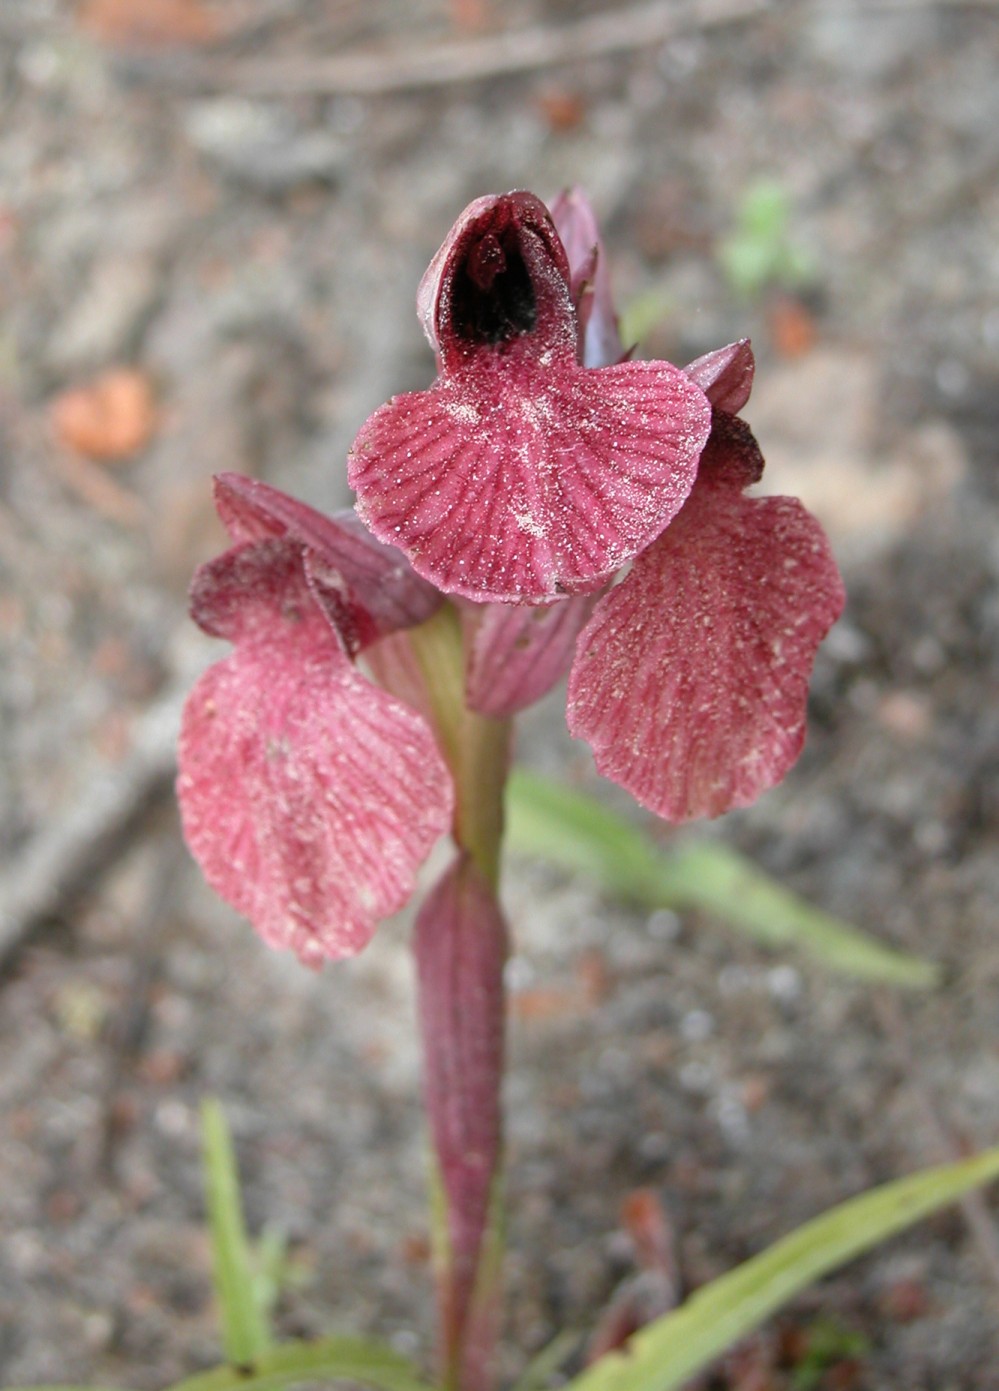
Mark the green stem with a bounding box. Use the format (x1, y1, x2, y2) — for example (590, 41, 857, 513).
(407, 605, 511, 885)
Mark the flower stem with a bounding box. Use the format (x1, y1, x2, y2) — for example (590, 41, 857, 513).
(408, 605, 510, 884)
(407, 605, 512, 1391)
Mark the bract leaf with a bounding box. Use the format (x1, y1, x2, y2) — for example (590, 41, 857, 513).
(505, 770, 939, 990)
(564, 1149, 999, 1391)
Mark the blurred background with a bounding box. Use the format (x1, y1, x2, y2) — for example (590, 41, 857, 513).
(1, 2, 998, 1386)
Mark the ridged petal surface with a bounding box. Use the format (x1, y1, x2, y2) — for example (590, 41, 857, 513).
(349, 348, 711, 603)
(568, 459, 844, 821)
(178, 550, 452, 965)
(465, 594, 596, 717)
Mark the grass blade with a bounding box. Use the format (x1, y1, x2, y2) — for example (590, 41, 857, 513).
(506, 769, 939, 990)
(202, 1098, 270, 1365)
(166, 1336, 437, 1391)
(566, 1148, 999, 1391)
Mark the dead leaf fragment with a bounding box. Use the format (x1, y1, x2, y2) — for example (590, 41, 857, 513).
(768, 294, 817, 359)
(52, 368, 158, 461)
(78, 0, 219, 48)
(537, 86, 587, 132)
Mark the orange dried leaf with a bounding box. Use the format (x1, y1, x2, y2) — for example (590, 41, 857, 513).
(78, 0, 219, 48)
(537, 87, 587, 133)
(52, 368, 158, 461)
(768, 295, 817, 359)
(449, 0, 489, 32)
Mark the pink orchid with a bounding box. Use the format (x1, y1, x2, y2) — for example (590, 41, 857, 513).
(350, 189, 843, 820)
(176, 190, 846, 1391)
(178, 189, 844, 973)
(177, 474, 453, 967)
(348, 191, 712, 604)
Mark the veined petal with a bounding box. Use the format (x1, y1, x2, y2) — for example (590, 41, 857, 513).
(567, 468, 844, 821)
(361, 628, 434, 727)
(352, 190, 711, 603)
(213, 472, 441, 650)
(465, 594, 596, 717)
(349, 350, 711, 604)
(178, 628, 453, 966)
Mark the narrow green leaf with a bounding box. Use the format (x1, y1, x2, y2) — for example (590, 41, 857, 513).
(506, 769, 666, 902)
(510, 1330, 580, 1391)
(567, 1148, 999, 1391)
(202, 1098, 270, 1365)
(165, 1336, 437, 1391)
(653, 841, 940, 989)
(505, 770, 939, 990)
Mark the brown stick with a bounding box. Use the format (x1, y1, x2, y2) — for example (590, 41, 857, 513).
(176, 0, 769, 97)
(0, 681, 187, 968)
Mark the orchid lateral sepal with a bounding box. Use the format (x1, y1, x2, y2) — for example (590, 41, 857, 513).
(567, 412, 845, 821)
(177, 489, 453, 967)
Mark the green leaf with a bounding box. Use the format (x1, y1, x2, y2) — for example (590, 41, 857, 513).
(165, 1336, 437, 1391)
(618, 286, 674, 351)
(565, 1148, 999, 1391)
(506, 769, 666, 900)
(202, 1098, 270, 1364)
(718, 236, 778, 299)
(738, 180, 791, 240)
(510, 1330, 580, 1391)
(505, 770, 940, 990)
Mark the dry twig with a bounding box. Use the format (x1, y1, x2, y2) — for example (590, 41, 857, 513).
(0, 682, 186, 968)
(163, 0, 770, 96)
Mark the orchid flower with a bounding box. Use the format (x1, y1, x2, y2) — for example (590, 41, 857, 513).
(179, 189, 844, 969)
(350, 190, 845, 818)
(176, 473, 453, 968)
(177, 187, 846, 1391)
(348, 191, 712, 605)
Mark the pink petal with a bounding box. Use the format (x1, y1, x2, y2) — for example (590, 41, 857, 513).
(189, 537, 319, 645)
(349, 353, 711, 604)
(213, 473, 441, 649)
(684, 339, 755, 413)
(548, 186, 625, 368)
(415, 853, 507, 1378)
(361, 629, 435, 727)
(567, 471, 844, 821)
(178, 617, 453, 966)
(464, 595, 596, 717)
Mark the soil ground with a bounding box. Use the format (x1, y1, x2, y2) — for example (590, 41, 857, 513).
(1, 3, 999, 1388)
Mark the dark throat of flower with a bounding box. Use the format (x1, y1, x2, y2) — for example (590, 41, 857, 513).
(451, 228, 538, 347)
